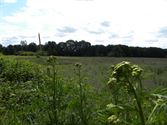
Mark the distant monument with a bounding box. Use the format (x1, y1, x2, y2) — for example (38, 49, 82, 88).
(38, 33, 42, 51)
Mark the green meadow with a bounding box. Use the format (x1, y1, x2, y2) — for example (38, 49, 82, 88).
(12, 56, 167, 88)
(0, 56, 167, 125)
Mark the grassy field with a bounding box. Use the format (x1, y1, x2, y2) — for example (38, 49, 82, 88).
(9, 56, 167, 88)
(0, 55, 167, 125)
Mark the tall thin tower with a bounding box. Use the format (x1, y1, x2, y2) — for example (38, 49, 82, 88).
(38, 33, 42, 51)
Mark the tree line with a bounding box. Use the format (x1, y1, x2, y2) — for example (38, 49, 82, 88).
(0, 39, 167, 57)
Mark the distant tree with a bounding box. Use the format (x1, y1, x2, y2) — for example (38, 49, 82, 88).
(145, 47, 165, 58)
(165, 49, 167, 57)
(66, 40, 77, 56)
(107, 45, 123, 57)
(12, 45, 22, 55)
(77, 40, 91, 56)
(13, 45, 22, 51)
(44, 41, 57, 55)
(1, 39, 167, 58)
(90, 45, 107, 56)
(57, 42, 67, 56)
(28, 42, 38, 52)
(0, 44, 3, 52)
(20, 40, 27, 51)
(3, 45, 15, 55)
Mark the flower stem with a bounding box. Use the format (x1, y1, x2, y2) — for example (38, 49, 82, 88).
(127, 80, 145, 125)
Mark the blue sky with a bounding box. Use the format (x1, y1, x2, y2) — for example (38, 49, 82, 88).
(0, 0, 26, 16)
(1, 0, 167, 48)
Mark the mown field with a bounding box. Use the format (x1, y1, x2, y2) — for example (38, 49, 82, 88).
(0, 56, 167, 125)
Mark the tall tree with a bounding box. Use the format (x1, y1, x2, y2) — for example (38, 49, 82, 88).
(0, 44, 3, 52)
(44, 41, 57, 55)
(20, 40, 27, 51)
(28, 42, 38, 52)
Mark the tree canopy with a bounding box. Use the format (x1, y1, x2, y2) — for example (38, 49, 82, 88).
(0, 40, 167, 58)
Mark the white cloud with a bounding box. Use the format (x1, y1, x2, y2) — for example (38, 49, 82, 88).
(1, 0, 167, 48)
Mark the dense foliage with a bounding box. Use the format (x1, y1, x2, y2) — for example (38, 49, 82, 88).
(0, 57, 167, 125)
(1, 40, 167, 57)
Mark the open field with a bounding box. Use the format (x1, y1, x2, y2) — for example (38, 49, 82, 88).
(9, 56, 167, 88)
(0, 56, 167, 125)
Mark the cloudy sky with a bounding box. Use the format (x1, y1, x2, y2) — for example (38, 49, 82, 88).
(1, 0, 167, 48)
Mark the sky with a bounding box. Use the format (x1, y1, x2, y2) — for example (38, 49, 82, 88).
(1, 0, 167, 48)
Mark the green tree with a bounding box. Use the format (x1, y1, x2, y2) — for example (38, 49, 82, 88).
(28, 42, 38, 52)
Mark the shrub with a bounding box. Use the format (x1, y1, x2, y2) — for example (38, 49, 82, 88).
(17, 51, 36, 56)
(0, 57, 43, 82)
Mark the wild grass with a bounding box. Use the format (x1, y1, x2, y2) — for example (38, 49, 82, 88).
(0, 56, 167, 125)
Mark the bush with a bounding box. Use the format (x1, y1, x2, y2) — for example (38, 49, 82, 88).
(17, 51, 36, 56)
(0, 57, 43, 82)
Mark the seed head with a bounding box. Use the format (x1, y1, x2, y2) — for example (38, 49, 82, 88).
(75, 63, 82, 68)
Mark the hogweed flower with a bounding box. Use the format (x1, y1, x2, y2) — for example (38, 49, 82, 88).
(108, 61, 143, 88)
(107, 61, 145, 125)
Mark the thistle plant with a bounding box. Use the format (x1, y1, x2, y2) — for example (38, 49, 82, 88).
(47, 56, 64, 125)
(74, 63, 88, 125)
